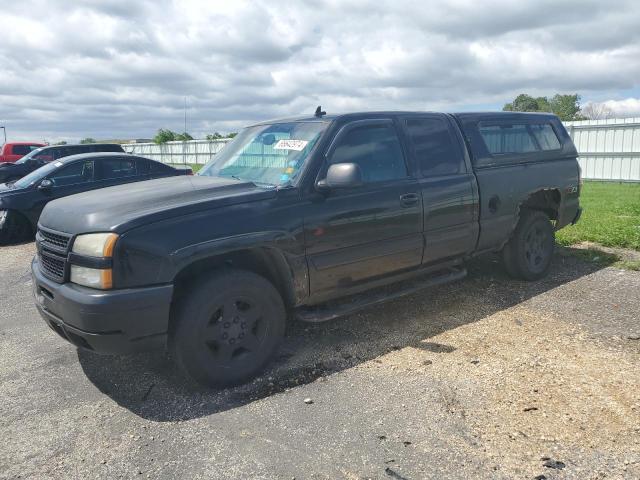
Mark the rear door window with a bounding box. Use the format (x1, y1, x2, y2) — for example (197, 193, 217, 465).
(329, 124, 407, 183)
(405, 117, 465, 176)
(147, 160, 173, 175)
(100, 157, 138, 179)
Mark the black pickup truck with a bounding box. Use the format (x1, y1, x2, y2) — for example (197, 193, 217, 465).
(31, 110, 581, 386)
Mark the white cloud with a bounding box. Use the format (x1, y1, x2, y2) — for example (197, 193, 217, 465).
(0, 0, 639, 141)
(599, 98, 640, 118)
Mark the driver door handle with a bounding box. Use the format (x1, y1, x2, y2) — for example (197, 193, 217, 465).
(400, 193, 420, 207)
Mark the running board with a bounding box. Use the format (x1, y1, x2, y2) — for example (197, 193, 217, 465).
(296, 267, 467, 323)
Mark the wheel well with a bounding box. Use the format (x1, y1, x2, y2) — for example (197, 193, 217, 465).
(520, 189, 561, 220)
(171, 248, 295, 310)
(6, 209, 35, 235)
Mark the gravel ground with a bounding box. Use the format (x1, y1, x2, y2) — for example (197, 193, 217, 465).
(0, 242, 639, 479)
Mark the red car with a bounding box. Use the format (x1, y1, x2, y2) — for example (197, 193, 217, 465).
(0, 142, 46, 163)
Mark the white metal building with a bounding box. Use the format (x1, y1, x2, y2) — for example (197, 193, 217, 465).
(564, 117, 640, 182)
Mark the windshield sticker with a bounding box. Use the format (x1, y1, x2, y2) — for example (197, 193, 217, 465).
(279, 174, 291, 183)
(273, 139, 308, 151)
(285, 167, 294, 174)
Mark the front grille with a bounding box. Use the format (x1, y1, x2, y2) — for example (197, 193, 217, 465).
(39, 229, 71, 250)
(40, 252, 66, 280)
(37, 228, 72, 283)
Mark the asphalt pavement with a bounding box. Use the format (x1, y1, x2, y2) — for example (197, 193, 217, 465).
(1, 242, 639, 479)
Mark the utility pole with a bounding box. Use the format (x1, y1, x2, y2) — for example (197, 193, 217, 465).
(183, 97, 188, 165)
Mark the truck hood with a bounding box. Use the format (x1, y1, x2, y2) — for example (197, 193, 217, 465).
(39, 175, 277, 234)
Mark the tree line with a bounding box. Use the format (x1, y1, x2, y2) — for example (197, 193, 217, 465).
(503, 93, 614, 120)
(65, 131, 238, 145)
(153, 129, 237, 144)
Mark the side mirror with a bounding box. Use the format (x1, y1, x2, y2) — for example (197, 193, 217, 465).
(38, 179, 53, 191)
(317, 163, 363, 191)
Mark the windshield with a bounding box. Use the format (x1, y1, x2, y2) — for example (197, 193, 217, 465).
(198, 121, 327, 186)
(15, 147, 46, 164)
(13, 161, 61, 189)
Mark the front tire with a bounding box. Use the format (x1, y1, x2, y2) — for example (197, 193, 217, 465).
(502, 209, 555, 281)
(171, 269, 286, 387)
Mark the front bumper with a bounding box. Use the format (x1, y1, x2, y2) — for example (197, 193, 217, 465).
(31, 257, 173, 354)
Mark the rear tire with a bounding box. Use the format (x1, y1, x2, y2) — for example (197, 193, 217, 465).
(502, 209, 555, 281)
(171, 269, 286, 387)
(0, 210, 33, 245)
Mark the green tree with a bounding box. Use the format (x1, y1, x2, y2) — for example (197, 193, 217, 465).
(503, 93, 585, 121)
(503, 94, 541, 112)
(80, 137, 96, 144)
(53, 141, 67, 145)
(153, 128, 177, 144)
(548, 94, 585, 121)
(535, 96, 552, 113)
(175, 132, 194, 141)
(206, 132, 237, 140)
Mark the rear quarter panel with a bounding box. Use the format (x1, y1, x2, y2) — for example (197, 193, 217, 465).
(474, 159, 580, 251)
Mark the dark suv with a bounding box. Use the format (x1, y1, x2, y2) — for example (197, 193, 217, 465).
(0, 143, 124, 184)
(31, 110, 581, 387)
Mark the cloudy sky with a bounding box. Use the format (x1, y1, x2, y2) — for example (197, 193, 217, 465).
(1, 0, 640, 142)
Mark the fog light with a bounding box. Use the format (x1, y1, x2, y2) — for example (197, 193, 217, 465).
(70, 265, 112, 290)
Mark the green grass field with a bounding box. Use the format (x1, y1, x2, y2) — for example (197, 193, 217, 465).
(556, 182, 640, 251)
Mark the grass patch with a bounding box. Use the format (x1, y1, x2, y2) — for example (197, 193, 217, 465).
(556, 182, 640, 251)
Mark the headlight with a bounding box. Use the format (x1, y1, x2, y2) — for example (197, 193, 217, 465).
(72, 233, 118, 257)
(70, 233, 118, 289)
(70, 265, 113, 290)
